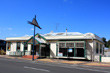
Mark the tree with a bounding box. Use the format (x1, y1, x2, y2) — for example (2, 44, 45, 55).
(102, 37, 107, 47)
(107, 40, 110, 48)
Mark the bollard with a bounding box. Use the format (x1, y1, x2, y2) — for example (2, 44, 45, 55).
(99, 55, 102, 62)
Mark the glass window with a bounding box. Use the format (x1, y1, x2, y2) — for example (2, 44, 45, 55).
(96, 42, 98, 54)
(59, 48, 67, 56)
(59, 43, 65, 48)
(103, 47, 104, 55)
(17, 42, 20, 51)
(24, 44, 28, 51)
(7, 42, 11, 51)
(75, 43, 84, 47)
(100, 44, 102, 54)
(66, 43, 74, 48)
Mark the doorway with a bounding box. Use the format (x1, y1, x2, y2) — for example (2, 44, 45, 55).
(76, 48, 84, 57)
(31, 45, 39, 55)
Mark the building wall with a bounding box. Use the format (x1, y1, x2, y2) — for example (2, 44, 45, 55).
(6, 41, 32, 55)
(6, 42, 17, 55)
(86, 40, 93, 60)
(20, 42, 24, 51)
(94, 40, 104, 62)
(28, 44, 31, 51)
(50, 43, 56, 58)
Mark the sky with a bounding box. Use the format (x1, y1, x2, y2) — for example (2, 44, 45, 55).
(0, 0, 110, 40)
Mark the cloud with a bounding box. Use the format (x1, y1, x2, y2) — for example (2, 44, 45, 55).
(0, 27, 12, 30)
(8, 28, 12, 30)
(24, 35, 32, 37)
(31, 28, 34, 31)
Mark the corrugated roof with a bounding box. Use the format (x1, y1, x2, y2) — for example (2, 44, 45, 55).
(44, 32, 83, 36)
(35, 37, 45, 43)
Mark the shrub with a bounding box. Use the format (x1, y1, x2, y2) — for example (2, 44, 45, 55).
(0, 50, 6, 55)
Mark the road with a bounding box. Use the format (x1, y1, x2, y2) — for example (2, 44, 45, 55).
(0, 57, 109, 73)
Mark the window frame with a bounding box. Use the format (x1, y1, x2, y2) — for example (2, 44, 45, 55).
(24, 44, 28, 51)
(100, 44, 102, 54)
(16, 42, 21, 51)
(96, 42, 99, 54)
(7, 42, 11, 51)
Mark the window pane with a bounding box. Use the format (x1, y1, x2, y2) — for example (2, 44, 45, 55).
(100, 44, 102, 54)
(17, 42, 20, 51)
(7, 42, 11, 51)
(24, 44, 28, 51)
(96, 43, 98, 54)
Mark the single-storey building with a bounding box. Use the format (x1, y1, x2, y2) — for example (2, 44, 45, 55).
(6, 31, 104, 61)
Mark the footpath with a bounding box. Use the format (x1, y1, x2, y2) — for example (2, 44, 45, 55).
(0, 55, 110, 67)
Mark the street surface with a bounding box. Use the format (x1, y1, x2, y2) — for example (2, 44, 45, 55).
(0, 57, 109, 73)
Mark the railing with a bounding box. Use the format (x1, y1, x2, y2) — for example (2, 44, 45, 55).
(9, 51, 31, 57)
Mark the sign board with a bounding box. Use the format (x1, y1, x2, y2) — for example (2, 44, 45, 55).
(58, 52, 63, 57)
(68, 48, 73, 52)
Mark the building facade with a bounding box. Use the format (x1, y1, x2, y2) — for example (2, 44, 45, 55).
(6, 32, 104, 61)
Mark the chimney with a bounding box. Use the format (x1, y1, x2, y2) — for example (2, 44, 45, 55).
(66, 29, 67, 35)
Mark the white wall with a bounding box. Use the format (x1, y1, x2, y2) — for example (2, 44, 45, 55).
(20, 42, 24, 51)
(28, 44, 31, 51)
(50, 43, 56, 58)
(6, 42, 16, 55)
(94, 40, 104, 62)
(11, 42, 17, 51)
(102, 57, 110, 62)
(86, 40, 93, 60)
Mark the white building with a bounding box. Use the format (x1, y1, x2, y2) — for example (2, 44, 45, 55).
(6, 31, 104, 61)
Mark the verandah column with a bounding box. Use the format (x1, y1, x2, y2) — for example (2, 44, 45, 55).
(39, 44, 41, 57)
(84, 41, 86, 57)
(74, 41, 76, 57)
(56, 43, 58, 56)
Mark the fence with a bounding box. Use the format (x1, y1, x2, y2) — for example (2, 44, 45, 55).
(102, 57, 110, 62)
(9, 51, 31, 57)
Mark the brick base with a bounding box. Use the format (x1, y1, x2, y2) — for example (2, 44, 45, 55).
(22, 55, 39, 59)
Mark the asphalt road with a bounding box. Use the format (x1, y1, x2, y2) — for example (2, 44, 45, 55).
(0, 58, 109, 73)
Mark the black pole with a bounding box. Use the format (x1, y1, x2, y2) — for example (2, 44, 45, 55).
(32, 25, 35, 61)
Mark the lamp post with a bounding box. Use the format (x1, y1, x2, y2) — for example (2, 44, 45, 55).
(28, 15, 42, 61)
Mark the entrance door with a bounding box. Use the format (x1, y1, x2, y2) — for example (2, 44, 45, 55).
(41, 45, 50, 57)
(31, 45, 39, 55)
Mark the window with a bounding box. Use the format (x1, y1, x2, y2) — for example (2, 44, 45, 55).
(66, 43, 74, 48)
(7, 42, 11, 51)
(96, 43, 98, 54)
(17, 42, 20, 51)
(59, 43, 65, 48)
(24, 44, 28, 51)
(103, 47, 104, 55)
(100, 44, 102, 54)
(75, 43, 84, 47)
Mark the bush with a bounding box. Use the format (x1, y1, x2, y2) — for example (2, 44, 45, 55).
(0, 50, 6, 55)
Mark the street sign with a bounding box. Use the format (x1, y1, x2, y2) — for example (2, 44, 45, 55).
(28, 15, 42, 29)
(28, 15, 42, 61)
(68, 48, 73, 52)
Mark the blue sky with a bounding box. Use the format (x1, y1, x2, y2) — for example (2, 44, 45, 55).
(0, 0, 110, 40)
